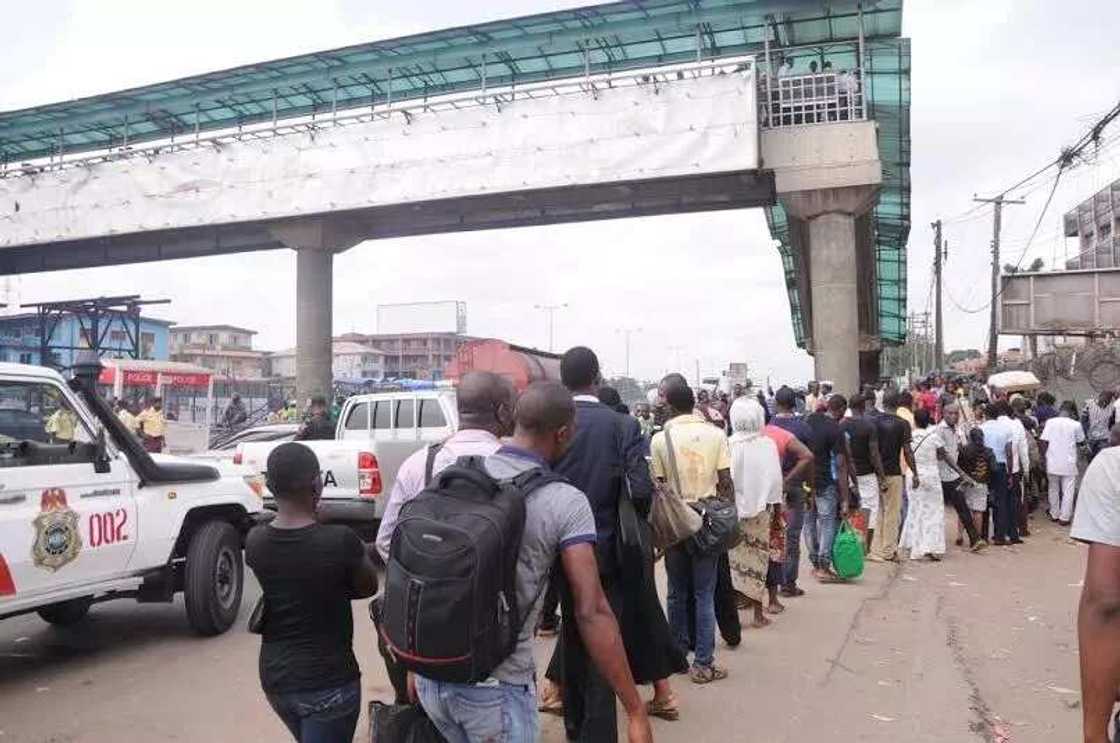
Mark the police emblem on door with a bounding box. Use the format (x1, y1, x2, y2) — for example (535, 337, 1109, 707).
(31, 488, 82, 572)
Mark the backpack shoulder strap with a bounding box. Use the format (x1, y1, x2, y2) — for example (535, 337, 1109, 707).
(506, 467, 568, 498)
(423, 441, 445, 487)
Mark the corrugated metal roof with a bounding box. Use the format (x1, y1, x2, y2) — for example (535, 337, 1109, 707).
(0, 0, 902, 162)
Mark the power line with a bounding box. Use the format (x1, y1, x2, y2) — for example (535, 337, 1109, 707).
(938, 100, 1120, 224)
(946, 170, 1063, 316)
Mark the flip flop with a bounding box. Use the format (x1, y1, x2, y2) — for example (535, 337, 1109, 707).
(766, 603, 785, 615)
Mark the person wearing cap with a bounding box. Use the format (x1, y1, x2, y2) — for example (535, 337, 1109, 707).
(246, 442, 379, 743)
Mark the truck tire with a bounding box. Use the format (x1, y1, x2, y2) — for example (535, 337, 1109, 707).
(184, 521, 243, 636)
(37, 597, 92, 626)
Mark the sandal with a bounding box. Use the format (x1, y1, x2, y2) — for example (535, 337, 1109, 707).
(766, 603, 785, 615)
(779, 585, 805, 598)
(538, 684, 563, 715)
(749, 615, 772, 629)
(689, 664, 729, 685)
(646, 696, 680, 721)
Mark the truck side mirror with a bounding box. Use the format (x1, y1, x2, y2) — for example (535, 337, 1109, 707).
(93, 428, 112, 475)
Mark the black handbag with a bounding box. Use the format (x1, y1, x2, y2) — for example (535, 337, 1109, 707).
(369, 701, 447, 743)
(687, 495, 741, 558)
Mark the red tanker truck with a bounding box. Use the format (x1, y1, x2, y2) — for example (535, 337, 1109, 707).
(444, 339, 561, 392)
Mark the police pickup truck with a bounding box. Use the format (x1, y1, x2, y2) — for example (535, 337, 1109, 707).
(0, 358, 263, 635)
(234, 389, 457, 541)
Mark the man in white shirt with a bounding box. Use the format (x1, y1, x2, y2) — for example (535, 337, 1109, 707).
(1004, 399, 1032, 537)
(981, 401, 1019, 544)
(375, 371, 516, 563)
(1040, 401, 1086, 524)
(372, 371, 515, 704)
(1070, 446, 1120, 742)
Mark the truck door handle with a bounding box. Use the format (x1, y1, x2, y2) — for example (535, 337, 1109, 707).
(0, 494, 27, 505)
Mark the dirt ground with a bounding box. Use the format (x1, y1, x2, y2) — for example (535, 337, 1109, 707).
(0, 517, 1087, 742)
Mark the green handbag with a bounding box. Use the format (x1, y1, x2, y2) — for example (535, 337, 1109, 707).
(832, 521, 865, 579)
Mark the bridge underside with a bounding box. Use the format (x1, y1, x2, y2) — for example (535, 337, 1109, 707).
(0, 169, 773, 275)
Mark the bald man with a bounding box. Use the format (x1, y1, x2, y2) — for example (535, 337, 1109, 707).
(373, 371, 517, 703)
(376, 370, 517, 562)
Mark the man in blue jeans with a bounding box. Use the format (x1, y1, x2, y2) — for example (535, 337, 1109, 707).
(769, 386, 816, 596)
(650, 376, 735, 684)
(413, 382, 652, 743)
(805, 395, 852, 582)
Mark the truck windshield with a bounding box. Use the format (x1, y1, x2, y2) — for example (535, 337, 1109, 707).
(0, 380, 94, 446)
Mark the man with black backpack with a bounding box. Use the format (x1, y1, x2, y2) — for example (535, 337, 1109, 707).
(373, 371, 517, 703)
(382, 381, 653, 743)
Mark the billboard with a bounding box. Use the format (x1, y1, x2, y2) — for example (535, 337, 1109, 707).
(377, 301, 466, 335)
(1000, 268, 1120, 335)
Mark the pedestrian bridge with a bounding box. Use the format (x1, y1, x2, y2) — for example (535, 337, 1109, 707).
(0, 0, 910, 396)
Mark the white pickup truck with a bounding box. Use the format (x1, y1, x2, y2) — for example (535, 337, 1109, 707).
(234, 389, 457, 541)
(0, 359, 264, 635)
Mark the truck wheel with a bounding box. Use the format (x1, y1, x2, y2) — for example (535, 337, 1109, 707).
(184, 521, 243, 636)
(37, 597, 92, 626)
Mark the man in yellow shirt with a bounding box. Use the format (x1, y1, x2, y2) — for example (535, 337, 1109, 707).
(44, 406, 78, 443)
(649, 374, 733, 685)
(136, 397, 167, 453)
(115, 399, 139, 435)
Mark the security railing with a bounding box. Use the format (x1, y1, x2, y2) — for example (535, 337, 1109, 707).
(759, 70, 865, 129)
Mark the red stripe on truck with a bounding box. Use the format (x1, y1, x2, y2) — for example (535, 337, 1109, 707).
(0, 554, 15, 596)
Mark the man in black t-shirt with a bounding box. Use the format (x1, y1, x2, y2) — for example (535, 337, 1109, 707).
(246, 443, 379, 743)
(805, 395, 852, 582)
(841, 394, 887, 550)
(868, 392, 917, 562)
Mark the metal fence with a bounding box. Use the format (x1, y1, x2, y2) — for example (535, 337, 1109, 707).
(759, 70, 865, 128)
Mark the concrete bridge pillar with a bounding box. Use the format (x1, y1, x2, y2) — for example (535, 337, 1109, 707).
(782, 185, 879, 396)
(269, 219, 364, 406)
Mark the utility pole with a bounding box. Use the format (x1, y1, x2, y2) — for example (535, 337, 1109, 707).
(533, 303, 568, 352)
(616, 327, 642, 378)
(973, 195, 1026, 370)
(932, 220, 944, 372)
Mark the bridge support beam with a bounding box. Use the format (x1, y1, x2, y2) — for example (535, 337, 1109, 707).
(269, 219, 364, 406)
(782, 185, 879, 396)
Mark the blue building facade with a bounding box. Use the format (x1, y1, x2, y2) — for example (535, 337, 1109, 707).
(0, 313, 172, 368)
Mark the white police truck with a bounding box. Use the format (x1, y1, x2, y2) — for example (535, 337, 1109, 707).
(0, 358, 264, 635)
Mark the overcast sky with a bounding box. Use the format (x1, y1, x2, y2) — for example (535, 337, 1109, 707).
(2, 0, 1119, 384)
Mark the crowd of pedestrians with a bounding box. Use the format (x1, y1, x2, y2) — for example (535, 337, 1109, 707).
(242, 353, 1120, 743)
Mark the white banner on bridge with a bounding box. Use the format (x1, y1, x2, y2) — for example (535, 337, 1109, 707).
(1, 67, 758, 249)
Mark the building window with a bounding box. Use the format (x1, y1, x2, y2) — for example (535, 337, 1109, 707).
(140, 332, 156, 359)
(19, 352, 33, 364)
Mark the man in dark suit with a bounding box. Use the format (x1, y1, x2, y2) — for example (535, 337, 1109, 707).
(544, 346, 653, 742)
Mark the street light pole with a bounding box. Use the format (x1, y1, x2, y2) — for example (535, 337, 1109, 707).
(534, 303, 568, 352)
(667, 345, 685, 374)
(616, 327, 642, 378)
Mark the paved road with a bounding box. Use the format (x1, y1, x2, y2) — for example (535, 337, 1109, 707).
(0, 518, 1087, 742)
